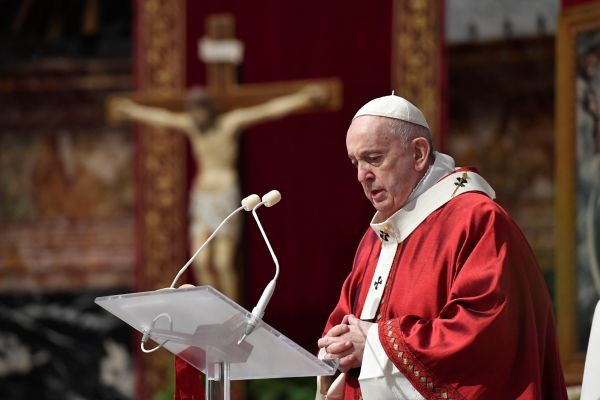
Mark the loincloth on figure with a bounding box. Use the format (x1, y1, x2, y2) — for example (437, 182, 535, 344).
(189, 187, 242, 239)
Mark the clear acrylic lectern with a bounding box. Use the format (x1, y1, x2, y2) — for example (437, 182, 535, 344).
(95, 286, 337, 400)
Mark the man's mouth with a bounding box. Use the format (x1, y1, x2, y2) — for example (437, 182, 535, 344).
(371, 189, 385, 202)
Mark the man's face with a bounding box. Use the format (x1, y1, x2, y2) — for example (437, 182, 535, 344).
(346, 116, 422, 220)
(190, 107, 213, 129)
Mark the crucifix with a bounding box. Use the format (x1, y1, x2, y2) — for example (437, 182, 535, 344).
(107, 13, 343, 302)
(107, 13, 342, 120)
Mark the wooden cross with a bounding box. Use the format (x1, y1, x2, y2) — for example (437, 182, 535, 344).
(107, 13, 342, 122)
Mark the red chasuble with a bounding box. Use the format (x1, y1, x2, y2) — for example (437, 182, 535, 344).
(174, 356, 203, 400)
(323, 191, 567, 400)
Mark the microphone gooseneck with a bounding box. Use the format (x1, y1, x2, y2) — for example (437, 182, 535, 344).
(238, 190, 281, 345)
(169, 193, 261, 289)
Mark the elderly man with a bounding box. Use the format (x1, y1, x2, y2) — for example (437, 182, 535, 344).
(316, 95, 567, 399)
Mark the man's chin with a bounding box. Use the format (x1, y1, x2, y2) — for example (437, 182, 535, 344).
(373, 202, 391, 214)
(373, 201, 402, 219)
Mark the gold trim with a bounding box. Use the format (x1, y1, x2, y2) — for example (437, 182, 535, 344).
(391, 0, 443, 148)
(136, 0, 186, 398)
(555, 2, 600, 385)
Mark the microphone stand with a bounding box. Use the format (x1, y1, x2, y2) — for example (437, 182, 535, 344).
(169, 194, 261, 289)
(238, 190, 281, 344)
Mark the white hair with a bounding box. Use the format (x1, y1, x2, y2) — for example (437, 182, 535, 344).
(387, 118, 433, 149)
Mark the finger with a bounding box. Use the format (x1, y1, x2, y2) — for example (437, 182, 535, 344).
(326, 340, 353, 355)
(317, 336, 329, 349)
(325, 323, 350, 337)
(324, 347, 353, 361)
(346, 315, 369, 334)
(318, 334, 346, 349)
(337, 354, 359, 373)
(322, 345, 352, 359)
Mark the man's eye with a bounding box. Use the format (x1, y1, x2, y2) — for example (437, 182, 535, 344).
(366, 155, 382, 165)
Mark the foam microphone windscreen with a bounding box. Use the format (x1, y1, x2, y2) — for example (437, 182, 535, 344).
(241, 194, 261, 211)
(262, 190, 282, 207)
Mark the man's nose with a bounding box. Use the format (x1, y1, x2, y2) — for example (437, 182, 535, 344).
(357, 163, 373, 183)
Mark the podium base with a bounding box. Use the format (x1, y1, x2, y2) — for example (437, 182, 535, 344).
(206, 362, 231, 400)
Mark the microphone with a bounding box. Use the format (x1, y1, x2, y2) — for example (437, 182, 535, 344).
(261, 189, 282, 208)
(169, 193, 261, 289)
(238, 190, 282, 344)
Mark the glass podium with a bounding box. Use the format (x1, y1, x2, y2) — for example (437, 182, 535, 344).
(95, 285, 337, 399)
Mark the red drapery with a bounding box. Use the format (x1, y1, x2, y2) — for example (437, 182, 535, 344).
(562, 0, 600, 9)
(185, 1, 392, 352)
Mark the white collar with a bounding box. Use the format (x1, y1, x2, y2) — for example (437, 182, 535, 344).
(406, 151, 455, 204)
(371, 151, 455, 225)
(368, 154, 495, 243)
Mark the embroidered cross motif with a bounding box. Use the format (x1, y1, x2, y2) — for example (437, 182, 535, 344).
(374, 276, 383, 290)
(379, 230, 390, 241)
(451, 172, 469, 197)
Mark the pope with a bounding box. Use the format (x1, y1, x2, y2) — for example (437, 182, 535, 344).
(316, 94, 567, 400)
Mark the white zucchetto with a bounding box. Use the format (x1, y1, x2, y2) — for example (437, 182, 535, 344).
(353, 94, 429, 129)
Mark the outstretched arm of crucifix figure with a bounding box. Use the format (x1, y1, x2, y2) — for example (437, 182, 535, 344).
(221, 84, 330, 133)
(112, 98, 194, 133)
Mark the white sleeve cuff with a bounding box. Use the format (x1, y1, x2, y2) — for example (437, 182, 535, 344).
(358, 324, 425, 400)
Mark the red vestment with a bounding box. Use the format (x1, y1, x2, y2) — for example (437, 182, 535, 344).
(174, 356, 203, 400)
(323, 191, 567, 399)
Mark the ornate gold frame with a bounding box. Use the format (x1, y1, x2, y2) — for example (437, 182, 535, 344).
(392, 0, 444, 149)
(555, 2, 600, 385)
(134, 0, 187, 398)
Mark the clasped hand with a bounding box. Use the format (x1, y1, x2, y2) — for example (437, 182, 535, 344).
(317, 314, 373, 373)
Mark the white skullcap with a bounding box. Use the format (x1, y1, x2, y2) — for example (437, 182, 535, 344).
(353, 94, 429, 129)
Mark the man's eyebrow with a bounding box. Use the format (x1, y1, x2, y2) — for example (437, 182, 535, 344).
(356, 149, 383, 158)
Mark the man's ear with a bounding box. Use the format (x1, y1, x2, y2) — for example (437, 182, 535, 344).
(412, 137, 431, 172)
